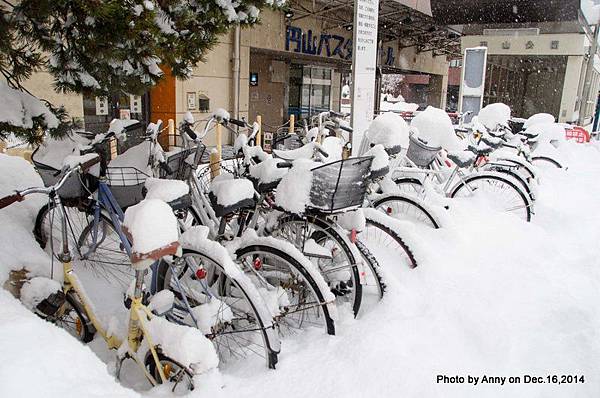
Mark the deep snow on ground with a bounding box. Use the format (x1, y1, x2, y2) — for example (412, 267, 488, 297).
(1, 141, 600, 397)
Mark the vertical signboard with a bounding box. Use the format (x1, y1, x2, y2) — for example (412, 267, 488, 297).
(351, 0, 379, 155)
(459, 47, 488, 123)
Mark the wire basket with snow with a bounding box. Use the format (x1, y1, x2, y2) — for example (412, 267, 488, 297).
(308, 156, 373, 214)
(31, 140, 99, 203)
(405, 134, 441, 168)
(105, 167, 149, 209)
(160, 145, 205, 181)
(273, 129, 305, 151)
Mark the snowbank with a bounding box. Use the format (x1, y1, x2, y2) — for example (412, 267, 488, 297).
(411, 106, 463, 151)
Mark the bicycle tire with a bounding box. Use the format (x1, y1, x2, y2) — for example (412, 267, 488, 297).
(354, 239, 386, 300)
(273, 214, 362, 317)
(361, 210, 419, 270)
(155, 245, 279, 369)
(371, 193, 440, 229)
(234, 243, 336, 336)
(531, 156, 563, 169)
(48, 290, 95, 343)
(450, 172, 532, 222)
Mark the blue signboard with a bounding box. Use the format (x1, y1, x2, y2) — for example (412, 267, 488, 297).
(285, 26, 353, 60)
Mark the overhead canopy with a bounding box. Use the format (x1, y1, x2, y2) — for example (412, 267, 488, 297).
(431, 0, 581, 24)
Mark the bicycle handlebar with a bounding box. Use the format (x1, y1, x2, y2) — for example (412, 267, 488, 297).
(0, 193, 24, 209)
(276, 162, 293, 169)
(228, 118, 246, 128)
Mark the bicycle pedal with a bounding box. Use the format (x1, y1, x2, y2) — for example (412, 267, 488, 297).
(35, 290, 66, 318)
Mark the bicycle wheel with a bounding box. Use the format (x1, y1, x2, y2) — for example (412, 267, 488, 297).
(155, 245, 279, 369)
(450, 173, 532, 222)
(46, 291, 95, 343)
(34, 202, 89, 251)
(354, 239, 385, 301)
(272, 214, 362, 317)
(235, 243, 336, 336)
(361, 210, 418, 270)
(531, 156, 563, 169)
(371, 193, 440, 228)
(482, 165, 536, 202)
(145, 352, 194, 392)
(392, 177, 424, 197)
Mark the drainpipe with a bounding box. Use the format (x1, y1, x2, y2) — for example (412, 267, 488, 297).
(233, 25, 241, 123)
(579, 22, 599, 126)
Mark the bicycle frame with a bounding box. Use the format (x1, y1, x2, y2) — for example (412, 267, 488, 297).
(50, 193, 169, 386)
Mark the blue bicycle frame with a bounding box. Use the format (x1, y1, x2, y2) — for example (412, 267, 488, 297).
(81, 177, 201, 327)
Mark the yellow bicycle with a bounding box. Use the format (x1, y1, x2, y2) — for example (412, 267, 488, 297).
(0, 155, 216, 392)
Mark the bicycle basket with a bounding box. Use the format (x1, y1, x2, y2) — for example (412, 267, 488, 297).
(406, 134, 441, 168)
(31, 138, 98, 201)
(106, 167, 149, 209)
(273, 132, 304, 151)
(160, 145, 205, 181)
(308, 156, 373, 213)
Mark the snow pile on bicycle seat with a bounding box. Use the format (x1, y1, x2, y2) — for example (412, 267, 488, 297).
(321, 136, 345, 161)
(144, 177, 189, 202)
(477, 102, 511, 130)
(524, 112, 555, 128)
(109, 141, 152, 171)
(0, 290, 140, 397)
(0, 81, 59, 129)
(525, 123, 566, 144)
(272, 142, 316, 161)
(19, 276, 61, 310)
(123, 199, 179, 259)
(366, 112, 410, 150)
(146, 315, 219, 374)
(212, 108, 230, 121)
(411, 106, 464, 151)
(275, 159, 314, 214)
(363, 144, 389, 172)
(210, 174, 255, 206)
(249, 156, 287, 184)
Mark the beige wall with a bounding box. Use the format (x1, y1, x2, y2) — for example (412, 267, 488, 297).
(559, 55, 585, 123)
(21, 71, 84, 123)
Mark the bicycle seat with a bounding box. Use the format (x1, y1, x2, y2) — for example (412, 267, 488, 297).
(209, 175, 256, 217)
(446, 151, 476, 168)
(144, 178, 191, 211)
(248, 157, 287, 193)
(467, 142, 493, 156)
(123, 199, 181, 270)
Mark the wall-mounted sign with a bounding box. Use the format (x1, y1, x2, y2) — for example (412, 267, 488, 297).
(285, 26, 352, 60)
(351, 0, 379, 155)
(130, 95, 142, 113)
(187, 92, 196, 110)
(250, 72, 258, 86)
(95, 97, 109, 115)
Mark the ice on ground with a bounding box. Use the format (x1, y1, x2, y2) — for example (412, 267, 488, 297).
(477, 102, 511, 131)
(366, 112, 410, 150)
(411, 106, 464, 151)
